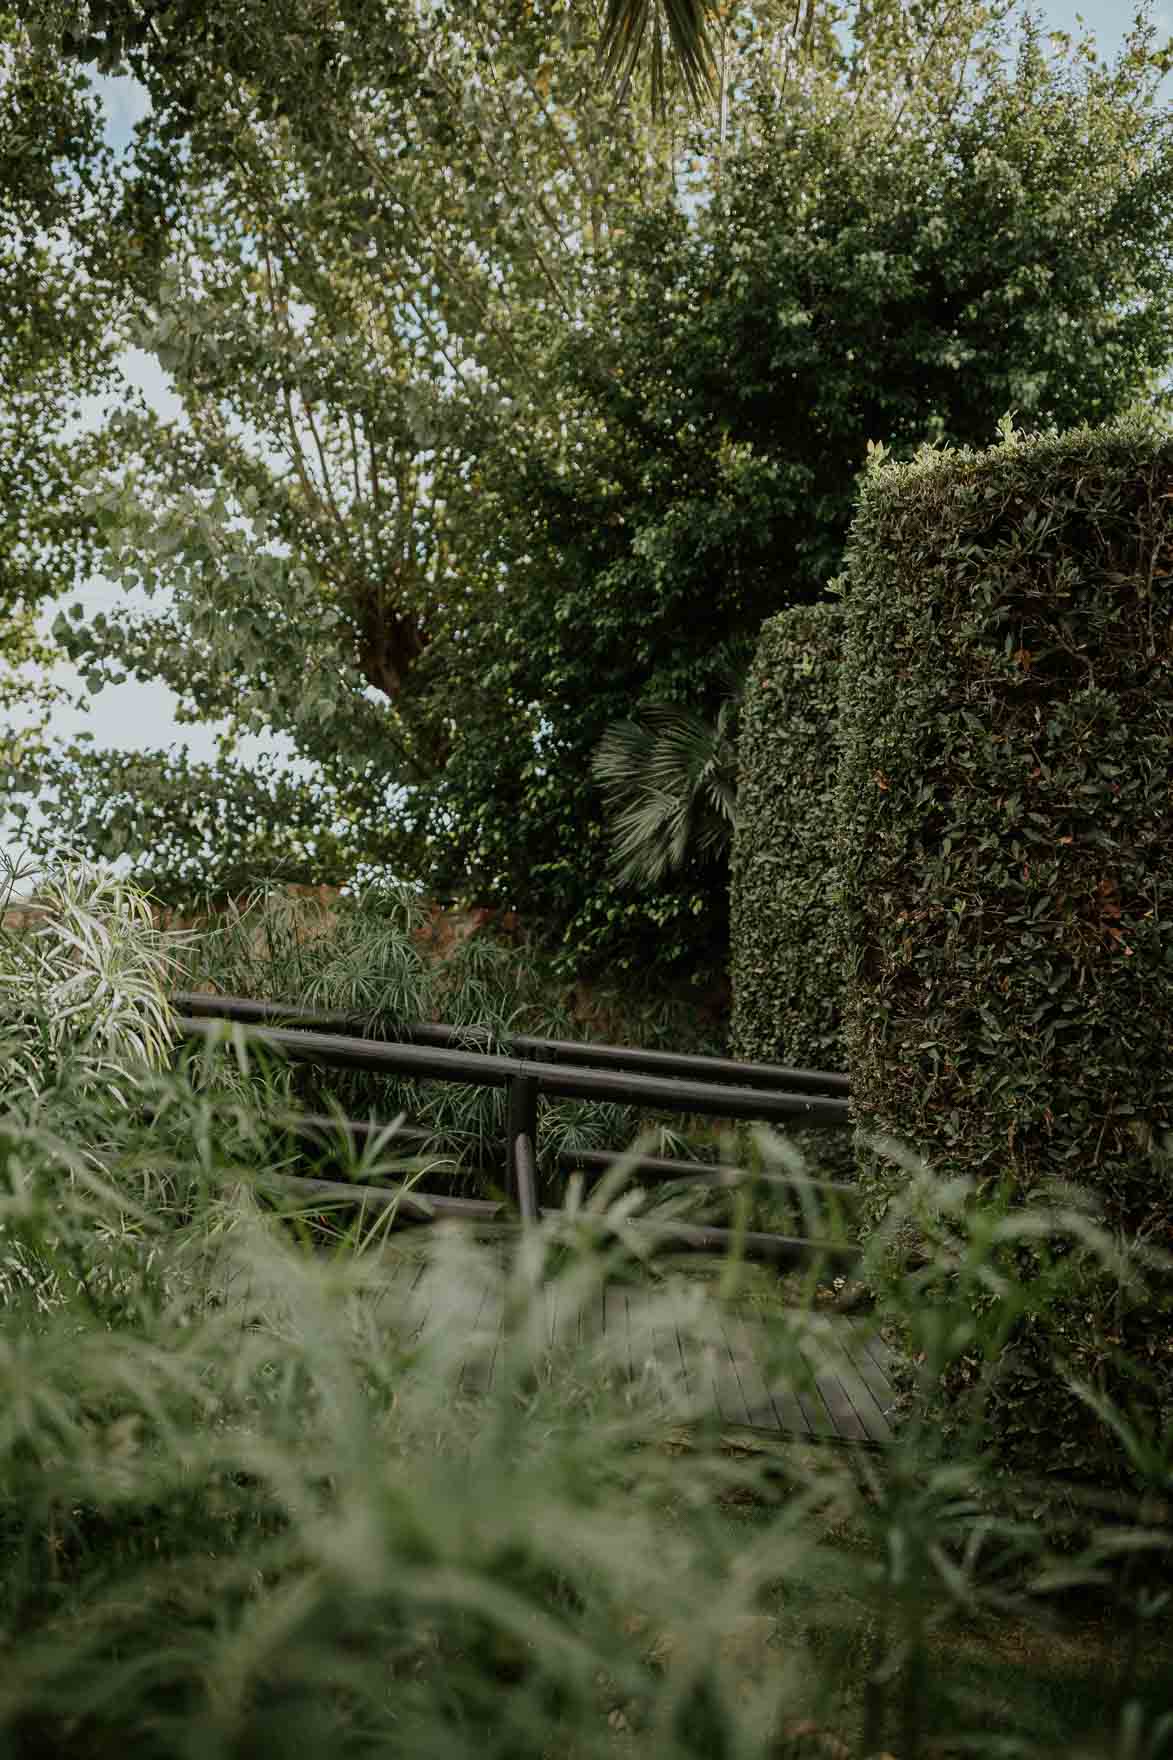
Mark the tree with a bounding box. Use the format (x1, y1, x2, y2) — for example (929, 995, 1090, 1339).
(585, 1, 1173, 898)
(8, 0, 1173, 1003)
(0, 11, 139, 779)
(4, 0, 857, 912)
(401, 2, 1173, 988)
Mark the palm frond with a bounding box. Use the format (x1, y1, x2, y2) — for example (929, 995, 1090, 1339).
(597, 0, 718, 116)
(590, 696, 741, 890)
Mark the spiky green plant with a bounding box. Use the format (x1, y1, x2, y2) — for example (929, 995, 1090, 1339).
(0, 853, 1170, 1760)
(146, 864, 781, 1209)
(590, 671, 744, 893)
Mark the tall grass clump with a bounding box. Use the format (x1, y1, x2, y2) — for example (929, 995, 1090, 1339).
(152, 870, 796, 1211)
(0, 855, 1169, 1760)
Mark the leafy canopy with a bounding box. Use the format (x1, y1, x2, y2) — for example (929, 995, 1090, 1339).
(5, 0, 1173, 996)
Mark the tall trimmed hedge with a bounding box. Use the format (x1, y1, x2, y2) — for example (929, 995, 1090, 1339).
(834, 409, 1173, 1494)
(729, 600, 856, 1180)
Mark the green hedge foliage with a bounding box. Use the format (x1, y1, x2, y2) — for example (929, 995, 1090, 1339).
(728, 602, 856, 1181)
(833, 408, 1173, 1496)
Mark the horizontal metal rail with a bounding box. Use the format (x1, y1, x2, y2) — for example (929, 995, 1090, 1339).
(556, 1148, 860, 1199)
(252, 1120, 859, 1199)
(169, 991, 851, 1097)
(171, 1016, 852, 1127)
(257, 1173, 506, 1225)
(253, 1169, 860, 1267)
(155, 997, 864, 1264)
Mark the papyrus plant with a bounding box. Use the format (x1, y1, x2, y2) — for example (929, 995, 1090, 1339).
(0, 849, 201, 1112)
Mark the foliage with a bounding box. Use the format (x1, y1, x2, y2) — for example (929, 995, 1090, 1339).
(0, 853, 195, 1104)
(727, 602, 858, 1182)
(0, 856, 1171, 1758)
(0, 3, 993, 948)
(590, 656, 744, 891)
(832, 407, 1173, 1499)
(0, 10, 142, 758)
(5, 0, 737, 913)
(728, 602, 845, 1072)
(3, 739, 417, 912)
(6, 3, 1173, 1002)
(385, 0, 1173, 987)
(598, 0, 719, 115)
(143, 859, 768, 1202)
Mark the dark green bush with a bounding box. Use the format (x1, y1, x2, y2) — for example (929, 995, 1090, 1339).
(729, 602, 855, 1181)
(834, 408, 1173, 1502)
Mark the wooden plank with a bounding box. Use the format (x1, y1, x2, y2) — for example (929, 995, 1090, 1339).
(649, 1287, 691, 1416)
(604, 1284, 633, 1384)
(544, 1275, 560, 1351)
(686, 1298, 751, 1429)
(482, 1292, 507, 1394)
(401, 1256, 434, 1344)
(798, 1327, 871, 1443)
(362, 1246, 410, 1331)
(672, 1303, 710, 1418)
(699, 1302, 804, 1438)
(792, 1380, 839, 1439)
(848, 1315, 900, 1379)
(717, 1307, 783, 1434)
(753, 1320, 818, 1439)
(380, 1251, 423, 1324)
(772, 1316, 838, 1440)
(625, 1286, 663, 1412)
(456, 1272, 497, 1395)
(834, 1326, 898, 1443)
(360, 1247, 894, 1450)
(709, 1305, 757, 1429)
(679, 1332, 719, 1426)
(580, 1275, 607, 1360)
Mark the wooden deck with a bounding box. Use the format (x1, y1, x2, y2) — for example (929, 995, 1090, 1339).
(363, 1247, 900, 1449)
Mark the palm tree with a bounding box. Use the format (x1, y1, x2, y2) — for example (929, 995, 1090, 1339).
(598, 0, 718, 114)
(590, 664, 745, 890)
(598, 0, 823, 115)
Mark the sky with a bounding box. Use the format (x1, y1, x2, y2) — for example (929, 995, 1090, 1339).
(2, 0, 1171, 902)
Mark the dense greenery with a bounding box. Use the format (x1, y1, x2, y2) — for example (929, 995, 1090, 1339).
(728, 601, 847, 1075)
(0, 855, 1170, 1758)
(4, 2, 1172, 1000)
(1, 7, 1172, 1749)
(831, 408, 1173, 1500)
(145, 867, 747, 1196)
(434, 8, 1173, 986)
(0, 8, 140, 761)
(591, 671, 744, 892)
(727, 600, 858, 1184)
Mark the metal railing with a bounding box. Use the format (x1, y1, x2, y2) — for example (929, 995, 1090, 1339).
(160, 991, 861, 1269)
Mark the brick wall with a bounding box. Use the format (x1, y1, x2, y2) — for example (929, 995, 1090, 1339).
(1, 884, 524, 984)
(2, 884, 729, 1035)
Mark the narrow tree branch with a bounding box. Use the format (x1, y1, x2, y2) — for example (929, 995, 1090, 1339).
(300, 396, 347, 533)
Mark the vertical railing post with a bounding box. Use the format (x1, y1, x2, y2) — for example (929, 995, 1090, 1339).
(507, 1069, 539, 1224)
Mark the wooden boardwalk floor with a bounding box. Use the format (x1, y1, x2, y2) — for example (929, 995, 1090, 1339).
(364, 1248, 900, 1449)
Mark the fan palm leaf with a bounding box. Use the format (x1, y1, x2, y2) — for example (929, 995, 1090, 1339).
(591, 679, 743, 890)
